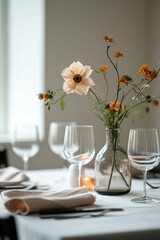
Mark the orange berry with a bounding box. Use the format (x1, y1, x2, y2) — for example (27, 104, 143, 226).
(43, 93, 49, 100)
(38, 93, 44, 100)
(151, 99, 159, 106)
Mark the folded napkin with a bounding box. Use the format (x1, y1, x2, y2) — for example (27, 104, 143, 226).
(0, 166, 29, 186)
(2, 187, 96, 215)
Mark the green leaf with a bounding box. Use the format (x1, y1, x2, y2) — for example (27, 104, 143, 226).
(60, 96, 65, 110)
(95, 70, 102, 74)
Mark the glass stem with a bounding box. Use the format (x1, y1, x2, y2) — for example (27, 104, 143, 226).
(143, 170, 147, 199)
(78, 164, 82, 187)
(23, 156, 29, 171)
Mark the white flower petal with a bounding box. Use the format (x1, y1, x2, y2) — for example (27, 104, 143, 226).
(75, 83, 90, 95)
(81, 66, 93, 78)
(82, 77, 95, 87)
(61, 61, 94, 95)
(70, 61, 84, 74)
(63, 82, 76, 94)
(61, 68, 74, 80)
(62, 76, 74, 84)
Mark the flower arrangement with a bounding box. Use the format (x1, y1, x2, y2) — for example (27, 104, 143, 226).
(38, 34, 160, 131)
(38, 34, 160, 194)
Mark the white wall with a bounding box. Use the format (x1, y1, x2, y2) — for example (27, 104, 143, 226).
(147, 0, 160, 127)
(5, 0, 160, 169)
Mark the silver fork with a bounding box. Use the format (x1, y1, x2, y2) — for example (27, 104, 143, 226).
(40, 208, 123, 219)
(80, 208, 112, 218)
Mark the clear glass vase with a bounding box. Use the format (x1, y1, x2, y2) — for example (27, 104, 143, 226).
(94, 128, 132, 195)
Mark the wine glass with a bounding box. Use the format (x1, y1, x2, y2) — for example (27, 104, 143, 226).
(12, 124, 40, 171)
(63, 125, 95, 187)
(127, 128, 160, 203)
(48, 122, 76, 164)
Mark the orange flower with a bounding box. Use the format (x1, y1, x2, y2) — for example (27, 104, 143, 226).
(99, 65, 108, 72)
(139, 63, 158, 80)
(109, 101, 125, 112)
(148, 69, 158, 80)
(102, 35, 114, 43)
(144, 69, 157, 80)
(139, 63, 148, 74)
(151, 99, 159, 106)
(108, 38, 114, 43)
(102, 35, 108, 40)
(114, 51, 123, 58)
(119, 76, 128, 86)
(43, 93, 49, 100)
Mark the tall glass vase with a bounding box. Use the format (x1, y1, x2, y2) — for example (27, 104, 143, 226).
(94, 128, 132, 195)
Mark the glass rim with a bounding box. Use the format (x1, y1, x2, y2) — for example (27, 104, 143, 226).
(129, 128, 158, 131)
(50, 121, 76, 125)
(66, 125, 94, 127)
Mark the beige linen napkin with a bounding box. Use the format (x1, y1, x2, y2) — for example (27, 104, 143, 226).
(0, 166, 29, 186)
(2, 187, 96, 215)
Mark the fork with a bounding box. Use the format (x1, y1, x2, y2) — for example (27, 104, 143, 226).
(40, 208, 123, 219)
(80, 208, 114, 218)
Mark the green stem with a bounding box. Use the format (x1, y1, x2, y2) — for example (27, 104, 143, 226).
(53, 93, 67, 104)
(107, 129, 130, 190)
(106, 46, 121, 125)
(107, 129, 117, 190)
(107, 145, 116, 190)
(114, 76, 159, 127)
(115, 163, 130, 188)
(89, 88, 108, 125)
(103, 71, 109, 101)
(106, 46, 120, 82)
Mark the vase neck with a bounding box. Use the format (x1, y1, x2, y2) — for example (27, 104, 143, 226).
(106, 128, 120, 149)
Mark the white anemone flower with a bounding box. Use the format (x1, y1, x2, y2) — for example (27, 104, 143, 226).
(61, 61, 95, 95)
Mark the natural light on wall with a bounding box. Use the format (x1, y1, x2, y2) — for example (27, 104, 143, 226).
(0, 0, 45, 142)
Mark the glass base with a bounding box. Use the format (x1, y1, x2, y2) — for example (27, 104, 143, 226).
(131, 196, 160, 204)
(95, 188, 130, 196)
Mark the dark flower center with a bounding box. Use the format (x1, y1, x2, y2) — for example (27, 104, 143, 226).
(73, 74, 82, 83)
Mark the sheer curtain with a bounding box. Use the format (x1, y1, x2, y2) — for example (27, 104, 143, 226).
(0, 0, 45, 142)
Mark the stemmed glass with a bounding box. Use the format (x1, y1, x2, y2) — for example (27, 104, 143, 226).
(12, 124, 40, 171)
(63, 125, 95, 187)
(127, 128, 160, 203)
(48, 122, 76, 164)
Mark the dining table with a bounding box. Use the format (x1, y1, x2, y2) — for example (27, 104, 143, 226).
(0, 167, 160, 240)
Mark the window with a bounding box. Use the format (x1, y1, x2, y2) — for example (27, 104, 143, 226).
(0, 0, 45, 142)
(0, 0, 8, 136)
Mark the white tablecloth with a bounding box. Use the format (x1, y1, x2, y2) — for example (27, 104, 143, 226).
(1, 168, 160, 240)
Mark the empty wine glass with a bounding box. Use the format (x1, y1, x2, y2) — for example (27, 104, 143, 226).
(12, 124, 40, 171)
(127, 128, 160, 203)
(48, 122, 76, 164)
(63, 125, 95, 187)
